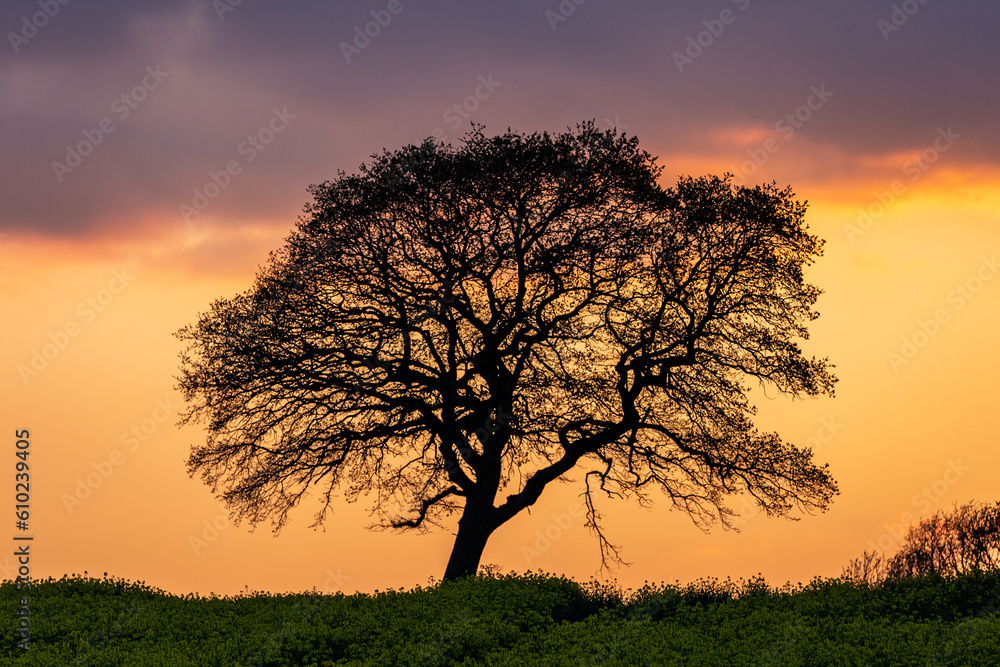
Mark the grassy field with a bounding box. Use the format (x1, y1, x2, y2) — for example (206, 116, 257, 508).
(2, 569, 999, 666)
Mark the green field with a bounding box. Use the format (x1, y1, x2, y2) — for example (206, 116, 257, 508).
(3, 569, 999, 666)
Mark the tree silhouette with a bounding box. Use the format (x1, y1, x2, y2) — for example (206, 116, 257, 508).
(175, 122, 838, 581)
(845, 501, 1000, 584)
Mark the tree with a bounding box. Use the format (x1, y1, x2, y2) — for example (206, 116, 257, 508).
(844, 501, 1000, 585)
(175, 122, 838, 582)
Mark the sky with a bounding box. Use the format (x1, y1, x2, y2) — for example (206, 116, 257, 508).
(2, 0, 999, 598)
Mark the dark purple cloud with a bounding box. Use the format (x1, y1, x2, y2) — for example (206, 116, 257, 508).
(2, 0, 997, 238)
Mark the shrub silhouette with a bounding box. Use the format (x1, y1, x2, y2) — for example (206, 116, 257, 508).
(845, 500, 1000, 584)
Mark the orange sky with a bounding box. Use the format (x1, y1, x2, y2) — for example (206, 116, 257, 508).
(4, 156, 996, 598)
(2, 1, 998, 597)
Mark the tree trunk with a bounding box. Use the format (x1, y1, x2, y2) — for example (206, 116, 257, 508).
(442, 508, 494, 581)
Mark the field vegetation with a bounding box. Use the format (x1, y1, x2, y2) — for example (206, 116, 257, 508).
(3, 566, 999, 666)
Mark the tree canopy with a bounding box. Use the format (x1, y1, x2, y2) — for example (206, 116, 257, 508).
(175, 122, 838, 580)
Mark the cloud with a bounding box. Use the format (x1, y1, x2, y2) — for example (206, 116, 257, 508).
(2, 0, 998, 247)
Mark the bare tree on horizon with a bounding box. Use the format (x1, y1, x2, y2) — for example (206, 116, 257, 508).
(845, 500, 1000, 584)
(175, 122, 838, 581)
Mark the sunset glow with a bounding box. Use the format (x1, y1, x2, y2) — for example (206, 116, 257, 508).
(2, 1, 998, 599)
